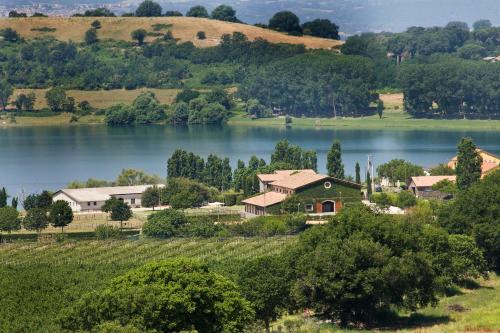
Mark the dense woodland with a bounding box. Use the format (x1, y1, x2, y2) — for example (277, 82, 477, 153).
(2, 3, 500, 122)
(342, 20, 500, 118)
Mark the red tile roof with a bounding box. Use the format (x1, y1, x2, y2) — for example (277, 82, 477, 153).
(241, 192, 287, 207)
(410, 176, 456, 188)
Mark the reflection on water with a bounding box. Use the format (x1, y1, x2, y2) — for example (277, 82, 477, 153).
(1, 125, 499, 197)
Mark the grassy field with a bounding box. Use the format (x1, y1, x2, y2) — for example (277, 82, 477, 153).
(4, 92, 500, 130)
(229, 94, 500, 131)
(0, 237, 293, 332)
(275, 275, 500, 333)
(10, 87, 180, 110)
(0, 17, 342, 49)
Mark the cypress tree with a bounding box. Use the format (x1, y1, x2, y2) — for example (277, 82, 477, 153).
(0, 187, 7, 208)
(326, 140, 345, 179)
(456, 137, 482, 191)
(11, 197, 18, 209)
(355, 162, 361, 184)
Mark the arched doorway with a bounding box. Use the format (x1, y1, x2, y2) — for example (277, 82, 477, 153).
(322, 201, 335, 213)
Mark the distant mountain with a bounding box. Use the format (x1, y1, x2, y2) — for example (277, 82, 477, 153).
(3, 0, 500, 34)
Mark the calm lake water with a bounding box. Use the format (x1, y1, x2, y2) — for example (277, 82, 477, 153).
(1, 125, 499, 199)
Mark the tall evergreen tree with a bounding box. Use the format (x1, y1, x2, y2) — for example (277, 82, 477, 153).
(0, 187, 7, 208)
(11, 197, 18, 209)
(221, 157, 233, 191)
(326, 140, 345, 179)
(456, 137, 482, 191)
(249, 156, 260, 170)
(355, 162, 361, 184)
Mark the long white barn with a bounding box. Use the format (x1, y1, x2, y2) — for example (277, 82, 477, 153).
(53, 185, 163, 212)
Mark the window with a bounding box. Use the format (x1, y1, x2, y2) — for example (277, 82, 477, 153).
(87, 202, 91, 206)
(93, 202, 97, 206)
(305, 204, 314, 211)
(131, 198, 136, 205)
(324, 181, 332, 189)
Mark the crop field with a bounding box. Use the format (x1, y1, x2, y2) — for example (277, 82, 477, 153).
(0, 17, 343, 49)
(0, 236, 294, 332)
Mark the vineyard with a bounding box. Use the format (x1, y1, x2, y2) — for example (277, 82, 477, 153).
(0, 236, 295, 332)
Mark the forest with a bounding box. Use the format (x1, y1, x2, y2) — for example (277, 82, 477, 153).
(342, 20, 500, 118)
(2, 3, 500, 121)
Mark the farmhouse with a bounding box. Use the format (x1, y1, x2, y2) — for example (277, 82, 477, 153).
(53, 185, 163, 212)
(243, 170, 362, 216)
(447, 149, 499, 177)
(408, 176, 456, 199)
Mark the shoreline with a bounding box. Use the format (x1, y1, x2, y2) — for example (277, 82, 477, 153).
(2, 111, 500, 131)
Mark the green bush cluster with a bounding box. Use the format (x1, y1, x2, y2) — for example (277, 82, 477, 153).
(142, 209, 306, 239)
(371, 190, 417, 209)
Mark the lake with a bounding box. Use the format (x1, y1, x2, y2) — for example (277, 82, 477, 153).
(1, 125, 499, 199)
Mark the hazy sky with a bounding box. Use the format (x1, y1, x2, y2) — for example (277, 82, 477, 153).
(4, 0, 500, 33)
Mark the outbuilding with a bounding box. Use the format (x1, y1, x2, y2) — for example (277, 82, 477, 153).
(53, 185, 163, 212)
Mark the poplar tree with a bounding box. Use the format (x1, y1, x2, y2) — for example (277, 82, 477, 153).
(327, 140, 345, 179)
(0, 187, 7, 208)
(355, 162, 361, 184)
(456, 137, 482, 191)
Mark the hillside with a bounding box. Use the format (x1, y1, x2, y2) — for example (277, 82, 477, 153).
(0, 17, 343, 49)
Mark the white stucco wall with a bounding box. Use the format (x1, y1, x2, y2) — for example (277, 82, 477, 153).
(53, 192, 82, 212)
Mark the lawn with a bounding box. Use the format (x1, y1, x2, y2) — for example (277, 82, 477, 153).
(228, 94, 500, 131)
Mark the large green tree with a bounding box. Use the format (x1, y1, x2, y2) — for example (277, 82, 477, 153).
(23, 208, 49, 233)
(49, 200, 74, 233)
(211, 5, 238, 22)
(236, 256, 291, 332)
(377, 159, 424, 185)
(58, 259, 254, 332)
(186, 5, 209, 18)
(45, 87, 68, 112)
(0, 79, 13, 111)
(326, 140, 345, 179)
(103, 198, 132, 229)
(302, 19, 339, 39)
(0, 206, 21, 235)
(141, 186, 161, 210)
(438, 170, 499, 270)
(269, 11, 302, 35)
(135, 0, 162, 17)
(455, 137, 482, 191)
(115, 168, 161, 186)
(0, 187, 7, 208)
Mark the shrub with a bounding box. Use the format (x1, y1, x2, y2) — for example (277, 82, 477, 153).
(95, 225, 122, 240)
(395, 190, 417, 208)
(197, 31, 206, 40)
(142, 209, 187, 238)
(183, 217, 225, 237)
